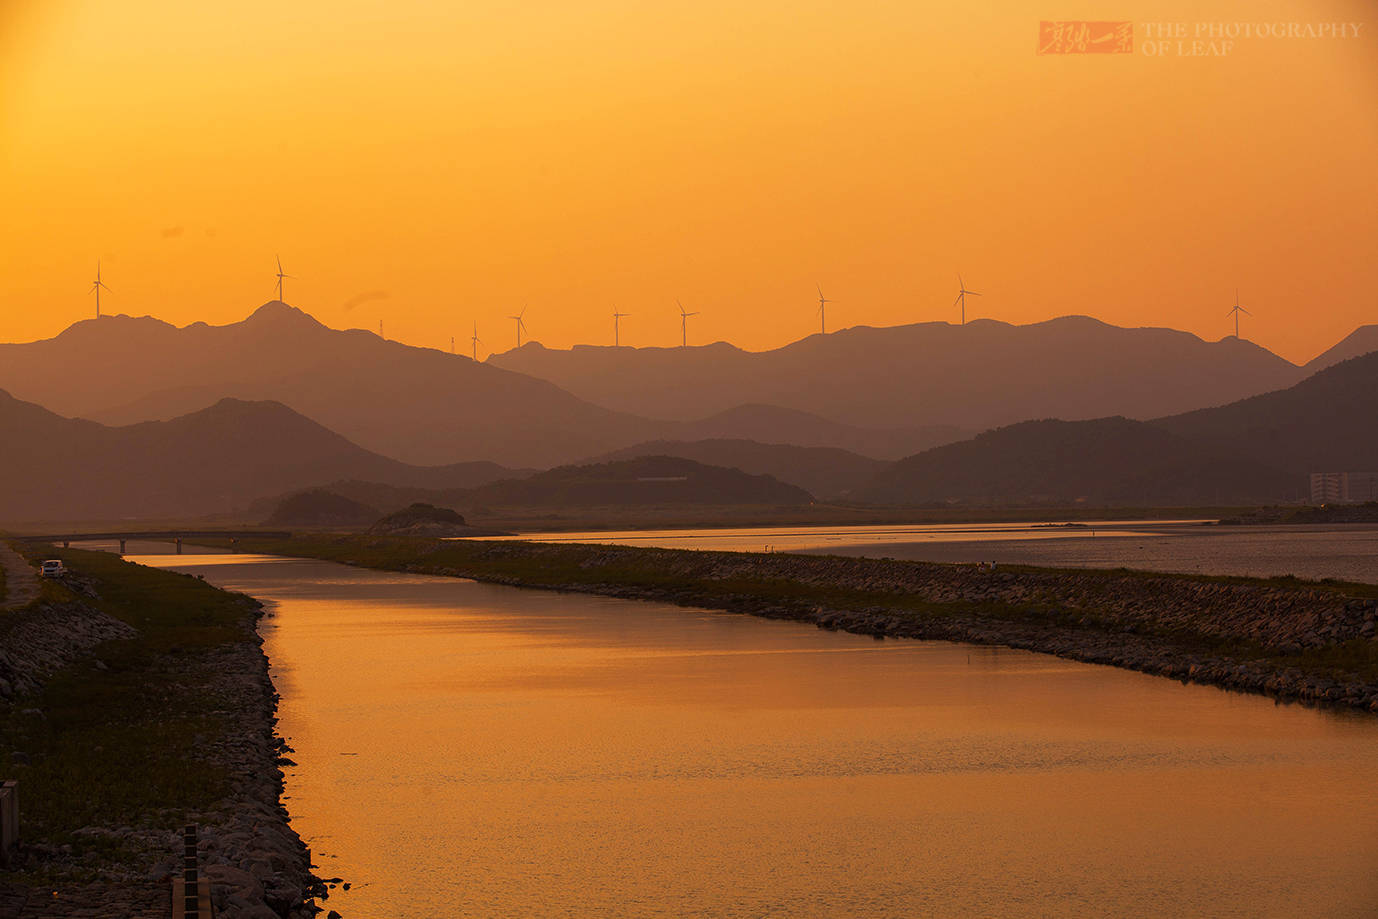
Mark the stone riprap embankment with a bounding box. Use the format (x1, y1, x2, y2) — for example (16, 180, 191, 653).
(0, 599, 137, 700)
(347, 538, 1378, 713)
(0, 564, 328, 918)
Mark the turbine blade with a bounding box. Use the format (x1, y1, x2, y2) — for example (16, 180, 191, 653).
(968, 291, 981, 296)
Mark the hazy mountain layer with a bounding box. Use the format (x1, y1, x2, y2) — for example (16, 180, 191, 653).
(0, 303, 652, 468)
(1156, 351, 1378, 475)
(855, 417, 1296, 506)
(583, 439, 886, 498)
(488, 316, 1308, 429)
(460, 456, 814, 506)
(0, 303, 966, 466)
(0, 392, 522, 523)
(1302, 325, 1378, 373)
(855, 352, 1378, 506)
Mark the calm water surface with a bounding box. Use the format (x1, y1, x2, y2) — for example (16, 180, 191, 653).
(132, 551, 1378, 918)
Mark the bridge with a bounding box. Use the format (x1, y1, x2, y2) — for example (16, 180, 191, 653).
(9, 530, 291, 554)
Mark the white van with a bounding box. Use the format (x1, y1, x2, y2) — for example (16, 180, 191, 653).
(40, 559, 64, 578)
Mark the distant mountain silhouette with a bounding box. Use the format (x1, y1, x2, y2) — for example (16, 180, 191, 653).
(263, 489, 382, 527)
(583, 439, 886, 498)
(0, 391, 523, 523)
(670, 404, 967, 459)
(1, 304, 967, 467)
(1156, 351, 1378, 475)
(855, 352, 1378, 506)
(0, 303, 652, 468)
(460, 456, 814, 506)
(488, 316, 1306, 430)
(1303, 325, 1378, 373)
(855, 417, 1295, 506)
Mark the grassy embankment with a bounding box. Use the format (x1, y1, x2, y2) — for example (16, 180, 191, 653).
(0, 546, 257, 877)
(219, 534, 1378, 687)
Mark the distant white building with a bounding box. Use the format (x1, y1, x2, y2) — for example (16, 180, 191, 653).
(1310, 472, 1378, 504)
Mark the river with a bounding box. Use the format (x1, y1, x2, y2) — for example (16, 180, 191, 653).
(130, 548, 1378, 917)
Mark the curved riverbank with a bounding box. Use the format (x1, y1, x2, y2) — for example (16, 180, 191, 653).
(229, 535, 1378, 714)
(0, 547, 326, 918)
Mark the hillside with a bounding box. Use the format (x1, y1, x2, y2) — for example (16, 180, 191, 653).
(0, 391, 521, 523)
(1304, 325, 1378, 373)
(855, 417, 1296, 506)
(1156, 351, 1378, 474)
(263, 490, 382, 527)
(488, 316, 1304, 430)
(854, 354, 1378, 507)
(671, 404, 966, 459)
(462, 456, 814, 506)
(0, 302, 652, 467)
(583, 439, 886, 498)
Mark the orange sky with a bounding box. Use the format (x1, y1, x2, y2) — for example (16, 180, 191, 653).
(1, 0, 1374, 363)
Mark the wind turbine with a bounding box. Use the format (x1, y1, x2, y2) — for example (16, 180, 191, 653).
(816, 283, 831, 334)
(954, 274, 980, 325)
(90, 261, 110, 318)
(1227, 289, 1252, 339)
(612, 307, 630, 346)
(274, 255, 295, 302)
(509, 306, 528, 348)
(677, 299, 699, 347)
(471, 322, 482, 361)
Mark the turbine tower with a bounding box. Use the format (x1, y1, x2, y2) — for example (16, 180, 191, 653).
(274, 255, 295, 302)
(613, 307, 630, 346)
(89, 261, 110, 318)
(677, 299, 699, 347)
(954, 274, 980, 325)
(509, 307, 528, 347)
(471, 322, 482, 361)
(816, 284, 831, 334)
(1227, 289, 1252, 339)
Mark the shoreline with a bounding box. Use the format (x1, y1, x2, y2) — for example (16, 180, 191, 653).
(0, 546, 327, 918)
(225, 535, 1378, 714)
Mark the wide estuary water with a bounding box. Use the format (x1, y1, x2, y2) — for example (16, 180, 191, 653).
(131, 549, 1378, 917)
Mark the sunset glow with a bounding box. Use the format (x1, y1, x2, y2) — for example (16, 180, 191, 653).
(2, 0, 1374, 361)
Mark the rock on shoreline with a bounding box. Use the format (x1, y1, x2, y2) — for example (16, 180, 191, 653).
(0, 587, 328, 918)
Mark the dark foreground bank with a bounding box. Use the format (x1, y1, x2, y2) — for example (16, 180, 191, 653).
(0, 546, 327, 918)
(230, 535, 1378, 713)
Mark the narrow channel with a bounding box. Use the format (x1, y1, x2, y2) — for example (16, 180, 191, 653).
(134, 548, 1378, 918)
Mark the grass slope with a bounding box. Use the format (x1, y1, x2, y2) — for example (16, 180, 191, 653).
(0, 547, 257, 871)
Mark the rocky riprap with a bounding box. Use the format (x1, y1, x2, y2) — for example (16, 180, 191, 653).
(0, 589, 329, 918)
(399, 540, 1378, 713)
(0, 599, 137, 701)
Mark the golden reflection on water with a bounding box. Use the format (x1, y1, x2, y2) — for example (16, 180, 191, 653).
(136, 554, 1378, 918)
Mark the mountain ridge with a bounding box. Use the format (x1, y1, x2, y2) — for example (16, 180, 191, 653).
(487, 314, 1310, 430)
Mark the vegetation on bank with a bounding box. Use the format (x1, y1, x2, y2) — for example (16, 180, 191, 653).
(1220, 502, 1378, 526)
(216, 534, 1378, 687)
(0, 546, 255, 876)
